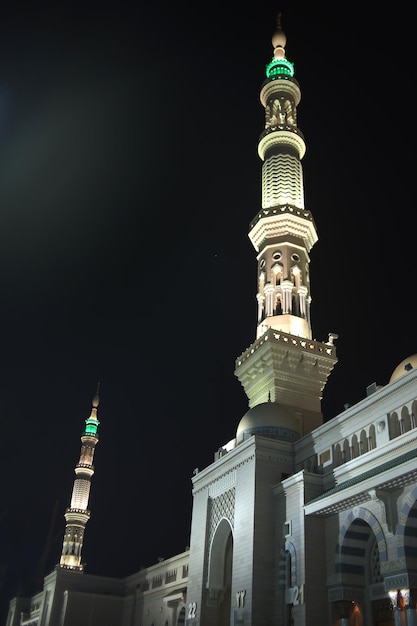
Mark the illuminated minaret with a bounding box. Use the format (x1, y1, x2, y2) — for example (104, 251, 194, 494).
(234, 15, 338, 431)
(58, 385, 100, 572)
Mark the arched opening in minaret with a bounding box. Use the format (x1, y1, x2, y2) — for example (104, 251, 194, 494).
(291, 293, 298, 316)
(291, 265, 301, 290)
(204, 518, 233, 626)
(275, 294, 283, 315)
(272, 262, 282, 287)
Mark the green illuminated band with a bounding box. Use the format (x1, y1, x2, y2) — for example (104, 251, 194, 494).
(84, 418, 99, 435)
(266, 57, 294, 78)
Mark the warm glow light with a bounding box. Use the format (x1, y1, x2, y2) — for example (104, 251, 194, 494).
(388, 590, 398, 606)
(400, 589, 410, 607)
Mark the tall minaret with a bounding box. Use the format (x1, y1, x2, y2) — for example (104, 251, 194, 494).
(234, 15, 338, 432)
(58, 385, 100, 572)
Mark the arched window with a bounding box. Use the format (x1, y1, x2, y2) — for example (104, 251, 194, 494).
(351, 434, 359, 458)
(343, 439, 350, 463)
(360, 429, 368, 454)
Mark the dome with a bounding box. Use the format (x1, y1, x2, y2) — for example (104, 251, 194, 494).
(389, 354, 417, 383)
(236, 402, 302, 444)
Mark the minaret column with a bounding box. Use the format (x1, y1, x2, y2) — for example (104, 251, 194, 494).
(58, 385, 100, 572)
(298, 285, 308, 318)
(264, 283, 275, 317)
(281, 280, 293, 314)
(256, 292, 265, 323)
(235, 15, 338, 421)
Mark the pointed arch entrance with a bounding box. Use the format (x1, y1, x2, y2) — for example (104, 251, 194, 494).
(202, 518, 233, 626)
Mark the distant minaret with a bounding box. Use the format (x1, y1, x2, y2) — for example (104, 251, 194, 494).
(234, 15, 337, 430)
(58, 385, 100, 572)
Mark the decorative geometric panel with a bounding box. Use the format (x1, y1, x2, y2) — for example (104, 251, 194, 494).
(208, 488, 235, 547)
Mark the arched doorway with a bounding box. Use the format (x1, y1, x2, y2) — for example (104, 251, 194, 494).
(334, 513, 392, 625)
(203, 518, 233, 626)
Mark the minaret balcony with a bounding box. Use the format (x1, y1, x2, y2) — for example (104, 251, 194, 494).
(249, 205, 318, 253)
(81, 434, 99, 444)
(234, 327, 338, 414)
(235, 326, 337, 378)
(65, 506, 91, 513)
(260, 75, 301, 107)
(258, 128, 305, 161)
(64, 508, 91, 524)
(74, 464, 95, 478)
(58, 563, 84, 572)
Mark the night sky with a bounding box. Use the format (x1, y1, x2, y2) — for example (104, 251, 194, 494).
(0, 0, 415, 616)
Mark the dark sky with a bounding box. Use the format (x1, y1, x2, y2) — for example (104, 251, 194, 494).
(0, 0, 415, 612)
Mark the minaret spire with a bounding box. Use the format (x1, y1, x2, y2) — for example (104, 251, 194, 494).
(58, 386, 101, 571)
(234, 16, 337, 431)
(273, 12, 286, 58)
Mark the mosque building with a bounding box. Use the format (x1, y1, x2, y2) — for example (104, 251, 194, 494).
(5, 14, 417, 626)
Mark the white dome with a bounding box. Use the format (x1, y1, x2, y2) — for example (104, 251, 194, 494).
(236, 402, 301, 444)
(389, 354, 417, 383)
